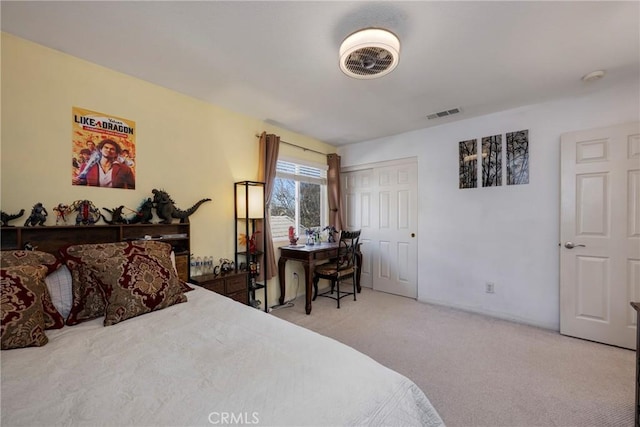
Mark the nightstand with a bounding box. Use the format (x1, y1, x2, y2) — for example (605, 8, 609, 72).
(191, 271, 248, 305)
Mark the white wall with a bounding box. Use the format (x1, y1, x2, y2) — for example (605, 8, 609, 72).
(1, 34, 336, 309)
(338, 81, 639, 330)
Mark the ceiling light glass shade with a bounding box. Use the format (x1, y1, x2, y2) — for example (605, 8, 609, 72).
(339, 28, 400, 79)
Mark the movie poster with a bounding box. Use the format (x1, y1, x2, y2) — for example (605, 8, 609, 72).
(72, 107, 136, 189)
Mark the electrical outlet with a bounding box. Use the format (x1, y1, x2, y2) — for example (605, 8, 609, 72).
(485, 282, 495, 293)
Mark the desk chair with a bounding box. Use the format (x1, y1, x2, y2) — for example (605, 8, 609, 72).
(312, 230, 361, 308)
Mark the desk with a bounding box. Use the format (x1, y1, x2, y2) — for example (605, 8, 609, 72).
(278, 243, 362, 315)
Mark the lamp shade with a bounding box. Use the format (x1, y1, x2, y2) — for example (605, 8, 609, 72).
(236, 182, 264, 219)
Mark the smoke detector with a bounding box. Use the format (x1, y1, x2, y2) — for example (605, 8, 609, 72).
(339, 28, 400, 79)
(581, 70, 606, 82)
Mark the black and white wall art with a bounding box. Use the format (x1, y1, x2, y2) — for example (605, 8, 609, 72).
(482, 134, 502, 187)
(459, 139, 477, 189)
(506, 129, 529, 185)
(458, 129, 529, 189)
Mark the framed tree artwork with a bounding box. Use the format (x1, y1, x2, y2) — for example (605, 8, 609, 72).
(482, 134, 502, 187)
(459, 139, 477, 189)
(506, 129, 529, 185)
(458, 129, 529, 190)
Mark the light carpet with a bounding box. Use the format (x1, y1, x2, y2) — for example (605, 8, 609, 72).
(271, 287, 634, 427)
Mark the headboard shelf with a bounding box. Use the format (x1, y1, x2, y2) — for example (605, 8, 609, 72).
(1, 223, 191, 280)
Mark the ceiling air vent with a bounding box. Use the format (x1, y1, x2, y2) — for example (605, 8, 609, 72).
(339, 28, 400, 79)
(426, 108, 461, 120)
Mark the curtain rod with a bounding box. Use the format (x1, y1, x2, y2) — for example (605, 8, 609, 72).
(255, 134, 327, 156)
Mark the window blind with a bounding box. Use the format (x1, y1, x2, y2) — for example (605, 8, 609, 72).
(276, 160, 327, 185)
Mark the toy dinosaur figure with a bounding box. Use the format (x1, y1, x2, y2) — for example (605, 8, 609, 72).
(323, 225, 338, 243)
(1, 209, 25, 227)
(24, 203, 48, 226)
(53, 203, 70, 225)
(101, 206, 133, 225)
(128, 198, 154, 224)
(152, 189, 211, 224)
(68, 200, 101, 226)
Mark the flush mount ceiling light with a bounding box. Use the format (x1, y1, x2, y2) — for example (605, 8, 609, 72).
(581, 70, 606, 82)
(339, 28, 400, 79)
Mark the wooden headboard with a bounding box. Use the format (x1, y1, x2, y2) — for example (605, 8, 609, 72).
(1, 223, 190, 280)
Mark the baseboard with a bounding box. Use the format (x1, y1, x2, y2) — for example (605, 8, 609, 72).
(418, 297, 559, 331)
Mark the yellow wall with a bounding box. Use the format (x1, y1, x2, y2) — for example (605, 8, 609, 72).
(1, 33, 334, 306)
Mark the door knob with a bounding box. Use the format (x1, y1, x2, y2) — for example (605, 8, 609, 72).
(564, 242, 586, 249)
(411, 233, 415, 238)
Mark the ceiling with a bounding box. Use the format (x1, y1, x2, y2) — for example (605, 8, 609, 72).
(2, 1, 638, 146)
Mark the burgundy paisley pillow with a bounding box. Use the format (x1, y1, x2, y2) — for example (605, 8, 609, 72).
(1, 265, 49, 349)
(97, 241, 187, 326)
(60, 241, 186, 326)
(1, 250, 60, 274)
(59, 243, 115, 325)
(180, 280, 194, 293)
(1, 262, 63, 330)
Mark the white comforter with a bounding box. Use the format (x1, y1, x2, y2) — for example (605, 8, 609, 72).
(1, 287, 443, 426)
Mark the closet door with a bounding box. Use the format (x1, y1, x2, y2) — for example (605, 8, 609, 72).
(343, 168, 374, 288)
(342, 159, 418, 298)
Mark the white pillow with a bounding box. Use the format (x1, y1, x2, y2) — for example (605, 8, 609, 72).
(44, 265, 73, 320)
(170, 251, 178, 274)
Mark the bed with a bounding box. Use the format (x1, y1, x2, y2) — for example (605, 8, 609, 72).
(1, 242, 444, 426)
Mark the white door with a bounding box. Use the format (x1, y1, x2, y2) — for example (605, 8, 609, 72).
(343, 168, 374, 288)
(342, 159, 418, 298)
(560, 121, 640, 349)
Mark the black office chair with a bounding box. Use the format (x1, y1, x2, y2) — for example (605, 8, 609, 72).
(312, 230, 361, 308)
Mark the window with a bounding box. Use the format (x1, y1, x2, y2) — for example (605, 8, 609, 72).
(269, 159, 327, 239)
